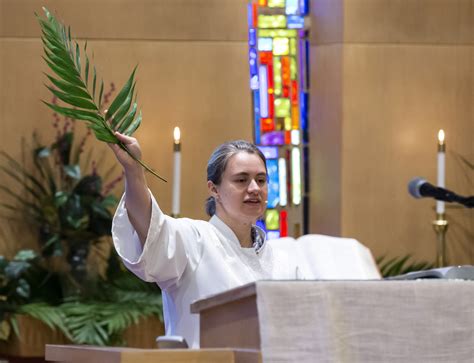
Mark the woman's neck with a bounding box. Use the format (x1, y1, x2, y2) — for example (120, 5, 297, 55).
(216, 213, 254, 248)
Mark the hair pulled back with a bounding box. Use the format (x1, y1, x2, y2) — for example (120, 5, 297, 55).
(205, 140, 266, 216)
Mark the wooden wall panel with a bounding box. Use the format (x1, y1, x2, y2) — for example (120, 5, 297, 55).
(344, 0, 473, 44)
(342, 44, 473, 263)
(310, 0, 473, 265)
(0, 0, 248, 41)
(309, 44, 343, 236)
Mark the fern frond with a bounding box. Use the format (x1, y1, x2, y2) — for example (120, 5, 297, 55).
(37, 8, 166, 182)
(18, 303, 72, 340)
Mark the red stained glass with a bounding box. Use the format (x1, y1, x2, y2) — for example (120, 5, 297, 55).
(267, 63, 274, 91)
(260, 51, 272, 65)
(282, 86, 290, 97)
(281, 56, 291, 88)
(280, 210, 288, 237)
(252, 3, 258, 28)
(285, 130, 291, 144)
(268, 93, 274, 118)
(261, 118, 275, 132)
(291, 80, 298, 104)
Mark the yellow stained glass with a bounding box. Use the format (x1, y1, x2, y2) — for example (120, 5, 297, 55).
(290, 57, 297, 80)
(265, 209, 280, 230)
(290, 38, 297, 55)
(273, 37, 289, 56)
(284, 117, 292, 130)
(259, 29, 297, 38)
(268, 0, 285, 7)
(258, 15, 287, 29)
(275, 98, 291, 118)
(274, 57, 282, 96)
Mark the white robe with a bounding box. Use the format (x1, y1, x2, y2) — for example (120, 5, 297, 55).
(111, 192, 298, 348)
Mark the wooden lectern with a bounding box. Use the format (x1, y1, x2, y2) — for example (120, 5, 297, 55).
(191, 280, 474, 362)
(46, 280, 474, 362)
(45, 345, 261, 363)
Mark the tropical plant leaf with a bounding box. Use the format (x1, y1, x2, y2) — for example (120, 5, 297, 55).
(19, 303, 72, 340)
(377, 254, 435, 277)
(37, 8, 166, 182)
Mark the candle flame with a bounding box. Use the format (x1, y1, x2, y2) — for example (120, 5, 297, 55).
(438, 129, 445, 144)
(174, 127, 181, 144)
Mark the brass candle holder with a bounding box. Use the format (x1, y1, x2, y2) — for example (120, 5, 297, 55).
(432, 213, 448, 267)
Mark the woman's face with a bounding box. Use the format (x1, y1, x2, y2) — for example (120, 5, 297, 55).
(211, 152, 268, 224)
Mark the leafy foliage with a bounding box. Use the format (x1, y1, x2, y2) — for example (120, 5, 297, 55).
(376, 255, 435, 278)
(0, 131, 118, 259)
(16, 269, 162, 346)
(0, 250, 61, 341)
(37, 7, 165, 182)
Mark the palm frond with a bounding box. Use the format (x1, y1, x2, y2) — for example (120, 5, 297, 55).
(37, 8, 166, 182)
(377, 254, 435, 277)
(18, 302, 72, 340)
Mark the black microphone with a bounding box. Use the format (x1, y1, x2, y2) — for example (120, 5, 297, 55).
(408, 177, 474, 208)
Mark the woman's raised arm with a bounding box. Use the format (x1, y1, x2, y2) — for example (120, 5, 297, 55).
(109, 132, 151, 246)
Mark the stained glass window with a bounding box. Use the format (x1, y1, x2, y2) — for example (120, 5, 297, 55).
(248, 0, 309, 239)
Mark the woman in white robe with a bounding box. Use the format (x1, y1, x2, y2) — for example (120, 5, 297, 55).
(110, 133, 297, 348)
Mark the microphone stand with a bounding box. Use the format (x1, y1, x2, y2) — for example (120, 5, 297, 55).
(432, 213, 448, 267)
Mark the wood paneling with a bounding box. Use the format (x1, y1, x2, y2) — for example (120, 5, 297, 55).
(310, 0, 473, 264)
(0, 0, 248, 41)
(309, 44, 343, 236)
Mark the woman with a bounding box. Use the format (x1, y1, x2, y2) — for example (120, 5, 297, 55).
(110, 133, 296, 348)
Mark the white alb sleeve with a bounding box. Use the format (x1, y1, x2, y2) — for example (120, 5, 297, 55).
(112, 191, 203, 289)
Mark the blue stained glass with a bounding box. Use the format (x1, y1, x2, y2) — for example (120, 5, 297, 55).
(259, 66, 269, 118)
(256, 219, 267, 232)
(267, 230, 281, 239)
(258, 146, 279, 159)
(299, 0, 309, 15)
(247, 4, 253, 28)
(249, 28, 257, 46)
(250, 75, 259, 90)
(287, 15, 305, 29)
(249, 48, 258, 76)
(286, 0, 299, 15)
(267, 159, 280, 208)
(300, 91, 308, 132)
(258, 37, 273, 51)
(253, 90, 261, 144)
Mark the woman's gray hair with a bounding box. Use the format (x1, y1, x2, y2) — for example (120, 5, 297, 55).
(205, 140, 267, 216)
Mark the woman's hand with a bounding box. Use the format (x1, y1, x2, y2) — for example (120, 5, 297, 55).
(109, 132, 143, 176)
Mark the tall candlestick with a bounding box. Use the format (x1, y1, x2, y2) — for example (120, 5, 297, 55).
(436, 129, 445, 215)
(172, 127, 181, 217)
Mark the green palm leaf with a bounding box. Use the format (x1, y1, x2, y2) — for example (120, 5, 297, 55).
(37, 8, 166, 182)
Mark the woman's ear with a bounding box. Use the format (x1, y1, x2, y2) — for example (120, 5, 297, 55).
(207, 181, 219, 198)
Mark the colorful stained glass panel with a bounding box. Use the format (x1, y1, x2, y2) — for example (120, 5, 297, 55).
(258, 15, 287, 29)
(265, 209, 280, 230)
(273, 37, 290, 56)
(267, 159, 279, 208)
(275, 98, 291, 117)
(258, 146, 279, 159)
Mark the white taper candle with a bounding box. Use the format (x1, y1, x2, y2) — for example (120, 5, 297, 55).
(436, 129, 445, 214)
(172, 127, 181, 216)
